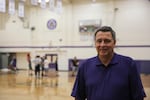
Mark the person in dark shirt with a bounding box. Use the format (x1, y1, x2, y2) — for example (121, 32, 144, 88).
(71, 26, 146, 100)
(8, 55, 17, 72)
(55, 56, 59, 76)
(71, 56, 79, 76)
(41, 56, 45, 77)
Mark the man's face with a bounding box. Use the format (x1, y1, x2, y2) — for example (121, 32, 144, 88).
(95, 31, 116, 57)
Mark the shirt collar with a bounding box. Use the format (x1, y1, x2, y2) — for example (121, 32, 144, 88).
(95, 53, 119, 66)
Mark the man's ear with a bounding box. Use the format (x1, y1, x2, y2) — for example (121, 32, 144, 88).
(114, 40, 116, 44)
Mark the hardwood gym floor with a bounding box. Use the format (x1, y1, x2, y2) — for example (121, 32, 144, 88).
(0, 70, 149, 100)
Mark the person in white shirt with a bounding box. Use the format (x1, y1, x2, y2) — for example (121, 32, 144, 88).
(33, 55, 41, 78)
(44, 56, 49, 76)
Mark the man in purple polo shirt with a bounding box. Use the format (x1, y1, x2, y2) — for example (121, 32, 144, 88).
(71, 26, 146, 100)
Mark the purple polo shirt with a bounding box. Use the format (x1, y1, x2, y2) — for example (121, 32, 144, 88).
(71, 53, 146, 100)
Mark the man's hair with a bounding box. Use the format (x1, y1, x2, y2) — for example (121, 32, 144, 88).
(94, 26, 116, 41)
